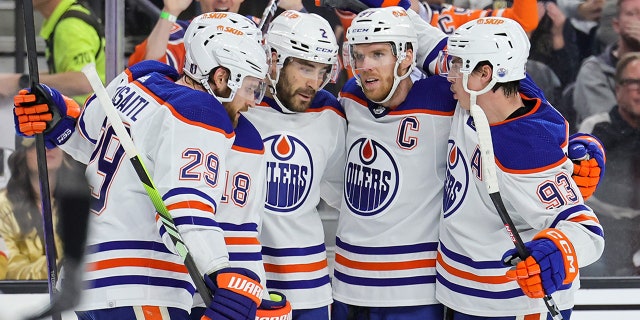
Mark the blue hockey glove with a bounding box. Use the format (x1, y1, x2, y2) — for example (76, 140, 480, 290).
(201, 267, 263, 320)
(315, 0, 410, 13)
(358, 0, 411, 9)
(256, 291, 292, 320)
(568, 133, 605, 200)
(503, 229, 578, 299)
(14, 84, 80, 149)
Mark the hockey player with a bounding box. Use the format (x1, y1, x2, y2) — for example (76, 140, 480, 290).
(242, 10, 345, 320)
(334, 7, 456, 319)
(182, 12, 292, 320)
(437, 17, 604, 318)
(13, 23, 269, 320)
(335, 6, 605, 320)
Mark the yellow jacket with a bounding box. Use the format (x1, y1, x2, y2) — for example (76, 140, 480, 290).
(0, 189, 63, 280)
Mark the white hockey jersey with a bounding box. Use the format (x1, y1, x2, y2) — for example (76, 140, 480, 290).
(193, 114, 270, 307)
(218, 115, 268, 286)
(62, 61, 234, 312)
(436, 78, 605, 316)
(333, 76, 457, 307)
(243, 91, 347, 310)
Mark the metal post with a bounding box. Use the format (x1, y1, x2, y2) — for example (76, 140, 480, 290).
(105, 0, 125, 83)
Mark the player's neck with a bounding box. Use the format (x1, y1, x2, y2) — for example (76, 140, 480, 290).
(381, 76, 412, 109)
(477, 91, 523, 124)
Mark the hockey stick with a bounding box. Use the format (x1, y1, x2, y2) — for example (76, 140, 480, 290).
(258, 0, 279, 35)
(469, 104, 564, 320)
(81, 63, 213, 306)
(20, 1, 61, 319)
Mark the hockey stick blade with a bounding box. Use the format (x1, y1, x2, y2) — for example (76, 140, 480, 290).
(258, 0, 279, 35)
(81, 63, 213, 306)
(470, 104, 564, 320)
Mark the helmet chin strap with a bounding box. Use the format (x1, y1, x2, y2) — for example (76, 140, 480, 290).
(267, 70, 298, 114)
(462, 73, 497, 108)
(362, 59, 416, 105)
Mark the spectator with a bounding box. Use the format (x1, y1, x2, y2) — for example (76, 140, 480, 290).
(0, 0, 105, 104)
(578, 52, 640, 276)
(573, 0, 640, 126)
(128, 0, 305, 75)
(527, 0, 582, 126)
(558, 0, 606, 60)
(529, 0, 580, 89)
(0, 237, 7, 279)
(0, 136, 64, 280)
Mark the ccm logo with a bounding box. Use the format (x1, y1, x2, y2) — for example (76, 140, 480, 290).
(546, 230, 577, 273)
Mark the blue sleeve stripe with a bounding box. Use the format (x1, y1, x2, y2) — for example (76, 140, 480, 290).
(439, 242, 505, 269)
(173, 216, 219, 228)
(86, 240, 172, 254)
(229, 252, 263, 261)
(266, 275, 331, 290)
(86, 275, 195, 295)
(262, 243, 326, 256)
(550, 204, 604, 237)
(337, 237, 438, 255)
(163, 187, 217, 213)
(218, 222, 259, 232)
(334, 270, 435, 287)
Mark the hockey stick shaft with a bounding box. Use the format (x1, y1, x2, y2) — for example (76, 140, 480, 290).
(470, 104, 564, 320)
(258, 0, 279, 35)
(315, 0, 371, 13)
(81, 64, 212, 306)
(21, 1, 61, 319)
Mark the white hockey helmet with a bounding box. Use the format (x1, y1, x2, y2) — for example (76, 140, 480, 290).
(446, 17, 530, 84)
(183, 12, 263, 45)
(265, 10, 339, 92)
(346, 7, 418, 104)
(183, 25, 269, 103)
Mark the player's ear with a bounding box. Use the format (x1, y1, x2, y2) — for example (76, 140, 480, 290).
(399, 47, 414, 75)
(480, 64, 493, 82)
(211, 67, 230, 89)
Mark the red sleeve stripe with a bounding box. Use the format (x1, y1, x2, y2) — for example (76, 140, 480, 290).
(87, 257, 188, 273)
(264, 260, 328, 273)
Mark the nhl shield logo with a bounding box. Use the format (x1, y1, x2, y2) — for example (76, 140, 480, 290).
(443, 140, 469, 218)
(263, 134, 313, 213)
(344, 137, 399, 217)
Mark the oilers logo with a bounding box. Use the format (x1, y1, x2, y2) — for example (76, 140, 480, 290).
(443, 140, 469, 218)
(344, 137, 399, 217)
(263, 134, 313, 213)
